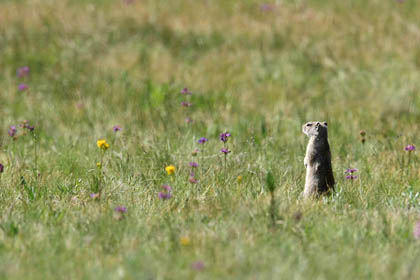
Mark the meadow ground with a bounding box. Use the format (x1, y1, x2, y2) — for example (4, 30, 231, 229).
(1, 0, 420, 279)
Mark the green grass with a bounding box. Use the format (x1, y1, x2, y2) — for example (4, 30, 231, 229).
(1, 0, 420, 279)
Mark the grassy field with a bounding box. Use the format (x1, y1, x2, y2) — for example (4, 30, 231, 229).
(1, 0, 420, 279)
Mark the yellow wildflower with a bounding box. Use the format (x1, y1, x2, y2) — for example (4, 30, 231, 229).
(165, 165, 176, 175)
(237, 175, 243, 183)
(180, 236, 190, 246)
(97, 139, 110, 150)
(96, 162, 102, 168)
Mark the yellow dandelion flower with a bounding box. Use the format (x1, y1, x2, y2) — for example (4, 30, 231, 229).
(165, 165, 176, 175)
(180, 236, 190, 246)
(97, 139, 110, 150)
(96, 162, 102, 168)
(237, 175, 243, 183)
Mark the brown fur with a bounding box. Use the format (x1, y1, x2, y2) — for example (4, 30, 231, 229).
(302, 121, 335, 198)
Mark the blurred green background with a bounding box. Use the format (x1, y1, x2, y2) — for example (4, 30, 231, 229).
(1, 0, 420, 279)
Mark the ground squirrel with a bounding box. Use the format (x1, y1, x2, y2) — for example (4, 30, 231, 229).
(302, 121, 335, 198)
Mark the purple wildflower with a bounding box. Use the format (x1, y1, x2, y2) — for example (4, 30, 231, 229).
(181, 101, 192, 107)
(189, 177, 198, 184)
(260, 4, 273, 11)
(180, 88, 192, 95)
(185, 118, 192, 124)
(159, 185, 172, 200)
(90, 193, 100, 199)
(405, 145, 416, 152)
(221, 148, 231, 154)
(113, 125, 122, 132)
(220, 132, 231, 143)
(345, 175, 358, 180)
(198, 137, 208, 144)
(162, 184, 172, 192)
(22, 121, 34, 132)
(191, 261, 205, 271)
(8, 126, 17, 137)
(18, 83, 28, 91)
(0, 163, 4, 173)
(17, 66, 30, 78)
(414, 219, 420, 240)
(345, 168, 358, 174)
(158, 192, 172, 200)
(189, 162, 198, 168)
(114, 206, 127, 213)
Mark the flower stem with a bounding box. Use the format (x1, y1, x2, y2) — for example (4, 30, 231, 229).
(33, 132, 38, 183)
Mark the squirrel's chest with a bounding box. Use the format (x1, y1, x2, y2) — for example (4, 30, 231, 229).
(304, 140, 325, 167)
(304, 141, 318, 159)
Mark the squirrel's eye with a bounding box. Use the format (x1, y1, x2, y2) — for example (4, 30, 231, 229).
(306, 123, 312, 127)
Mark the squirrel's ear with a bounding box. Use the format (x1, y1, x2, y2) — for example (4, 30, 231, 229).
(323, 122, 328, 126)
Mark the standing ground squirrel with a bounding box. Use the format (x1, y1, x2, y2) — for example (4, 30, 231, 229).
(302, 121, 335, 198)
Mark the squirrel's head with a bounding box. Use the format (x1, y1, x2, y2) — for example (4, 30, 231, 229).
(302, 121, 328, 138)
